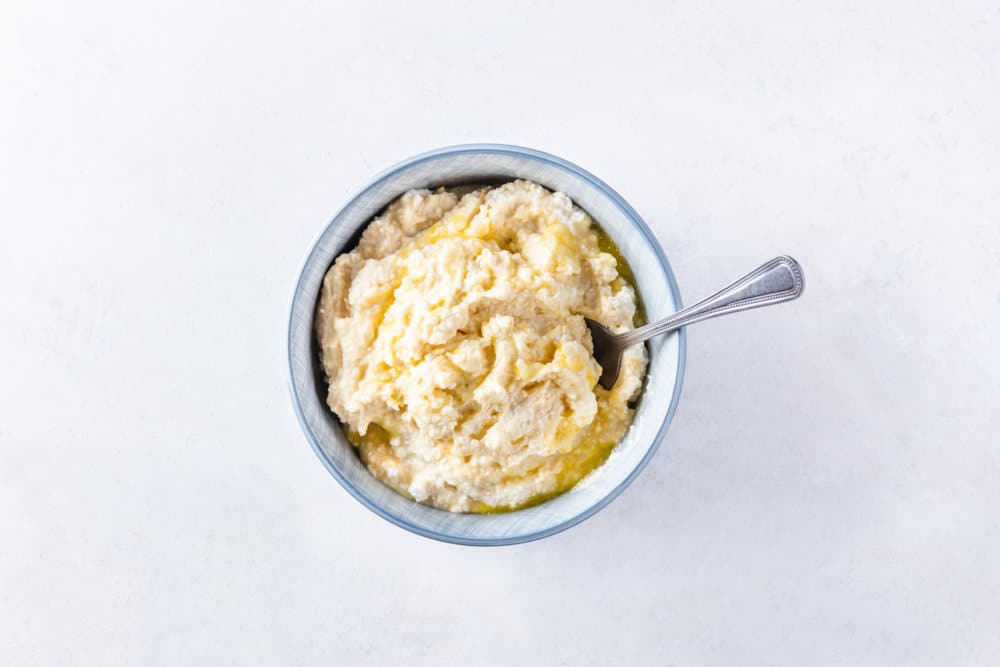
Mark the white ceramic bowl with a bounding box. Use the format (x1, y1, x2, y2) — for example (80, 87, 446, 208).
(288, 144, 686, 545)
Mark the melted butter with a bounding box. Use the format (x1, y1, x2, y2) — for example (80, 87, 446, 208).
(472, 438, 619, 514)
(595, 225, 647, 327)
(346, 423, 393, 448)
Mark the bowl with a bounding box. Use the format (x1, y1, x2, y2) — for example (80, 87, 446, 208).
(287, 144, 686, 545)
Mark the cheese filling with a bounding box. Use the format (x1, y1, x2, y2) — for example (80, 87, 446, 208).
(315, 180, 647, 512)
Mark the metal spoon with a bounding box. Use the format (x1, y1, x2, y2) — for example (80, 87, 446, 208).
(586, 255, 805, 390)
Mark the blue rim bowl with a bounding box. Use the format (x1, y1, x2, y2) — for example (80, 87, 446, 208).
(287, 144, 686, 545)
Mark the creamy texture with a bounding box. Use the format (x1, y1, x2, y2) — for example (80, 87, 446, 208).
(315, 180, 647, 512)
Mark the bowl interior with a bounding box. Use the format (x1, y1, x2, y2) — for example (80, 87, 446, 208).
(288, 145, 684, 545)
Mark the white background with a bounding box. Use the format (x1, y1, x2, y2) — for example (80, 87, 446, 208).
(2, 1, 999, 665)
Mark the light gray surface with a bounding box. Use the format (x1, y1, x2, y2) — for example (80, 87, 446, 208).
(1, 1, 998, 665)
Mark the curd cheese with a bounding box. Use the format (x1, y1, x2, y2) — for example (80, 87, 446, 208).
(315, 180, 647, 512)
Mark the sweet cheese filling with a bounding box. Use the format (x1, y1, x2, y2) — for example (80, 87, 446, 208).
(315, 180, 647, 512)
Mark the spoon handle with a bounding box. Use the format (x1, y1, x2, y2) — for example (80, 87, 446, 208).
(616, 256, 805, 347)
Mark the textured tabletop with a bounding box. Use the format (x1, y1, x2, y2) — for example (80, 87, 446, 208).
(2, 2, 998, 665)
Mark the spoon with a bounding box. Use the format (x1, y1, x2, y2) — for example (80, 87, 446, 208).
(586, 255, 805, 390)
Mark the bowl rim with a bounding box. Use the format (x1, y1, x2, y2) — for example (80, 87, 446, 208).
(287, 143, 686, 546)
